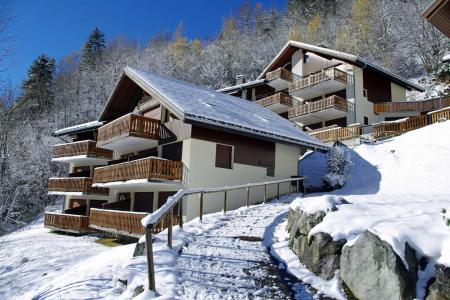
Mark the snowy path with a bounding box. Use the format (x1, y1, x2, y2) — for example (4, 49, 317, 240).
(175, 200, 313, 300)
(0, 218, 109, 299)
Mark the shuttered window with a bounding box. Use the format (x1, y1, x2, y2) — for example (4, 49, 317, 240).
(215, 144, 233, 169)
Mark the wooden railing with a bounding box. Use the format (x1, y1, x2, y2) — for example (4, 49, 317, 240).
(53, 140, 113, 159)
(48, 177, 109, 194)
(288, 95, 351, 119)
(373, 96, 450, 114)
(309, 124, 363, 143)
(141, 176, 307, 293)
(306, 124, 339, 134)
(373, 115, 428, 139)
(93, 157, 183, 184)
(44, 212, 91, 233)
(97, 114, 160, 147)
(266, 67, 294, 82)
(429, 106, 450, 123)
(289, 67, 348, 93)
(256, 92, 293, 108)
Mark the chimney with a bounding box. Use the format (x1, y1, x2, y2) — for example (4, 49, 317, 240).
(236, 74, 246, 85)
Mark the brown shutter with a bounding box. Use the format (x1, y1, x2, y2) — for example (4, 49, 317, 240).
(215, 144, 232, 169)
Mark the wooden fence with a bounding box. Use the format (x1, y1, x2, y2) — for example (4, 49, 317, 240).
(44, 212, 91, 233)
(429, 106, 450, 124)
(93, 157, 183, 184)
(97, 113, 160, 147)
(309, 124, 362, 143)
(374, 96, 450, 114)
(53, 140, 113, 159)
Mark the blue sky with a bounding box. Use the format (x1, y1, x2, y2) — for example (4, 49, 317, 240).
(3, 0, 285, 88)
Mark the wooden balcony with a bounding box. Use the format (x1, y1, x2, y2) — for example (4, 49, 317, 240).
(89, 208, 180, 237)
(256, 92, 294, 113)
(52, 140, 113, 163)
(289, 67, 348, 99)
(97, 114, 160, 151)
(44, 212, 91, 234)
(265, 68, 295, 90)
(48, 177, 109, 195)
(93, 157, 183, 186)
(309, 124, 362, 143)
(288, 95, 352, 125)
(374, 96, 450, 115)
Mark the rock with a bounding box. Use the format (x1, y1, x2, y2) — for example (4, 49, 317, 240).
(133, 240, 146, 257)
(287, 208, 326, 238)
(340, 230, 418, 300)
(133, 285, 145, 297)
(427, 264, 450, 300)
(291, 231, 345, 280)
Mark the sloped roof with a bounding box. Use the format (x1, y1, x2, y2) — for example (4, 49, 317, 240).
(52, 121, 104, 137)
(257, 41, 424, 92)
(119, 67, 328, 150)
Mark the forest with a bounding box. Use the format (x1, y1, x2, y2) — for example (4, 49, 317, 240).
(0, 0, 448, 233)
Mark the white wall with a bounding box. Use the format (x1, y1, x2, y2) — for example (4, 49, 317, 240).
(181, 138, 300, 222)
(391, 82, 407, 102)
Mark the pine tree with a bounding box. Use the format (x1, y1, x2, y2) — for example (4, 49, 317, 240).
(21, 54, 56, 111)
(81, 27, 106, 69)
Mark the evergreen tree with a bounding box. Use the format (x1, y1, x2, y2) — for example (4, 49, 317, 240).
(81, 27, 106, 69)
(21, 54, 56, 111)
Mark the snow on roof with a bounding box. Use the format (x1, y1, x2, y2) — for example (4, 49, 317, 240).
(125, 67, 328, 150)
(216, 79, 267, 93)
(52, 121, 104, 137)
(257, 40, 424, 92)
(443, 54, 450, 62)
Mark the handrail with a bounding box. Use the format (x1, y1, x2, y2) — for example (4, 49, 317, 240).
(141, 176, 307, 292)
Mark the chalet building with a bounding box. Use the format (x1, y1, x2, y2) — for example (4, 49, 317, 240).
(422, 0, 450, 38)
(218, 41, 428, 132)
(45, 67, 327, 237)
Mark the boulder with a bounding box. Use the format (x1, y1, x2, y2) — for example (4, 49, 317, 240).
(340, 230, 418, 300)
(427, 264, 450, 300)
(291, 231, 346, 280)
(133, 240, 146, 257)
(287, 208, 326, 238)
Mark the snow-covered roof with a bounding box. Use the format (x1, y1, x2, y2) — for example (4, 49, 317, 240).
(257, 40, 424, 92)
(52, 121, 104, 137)
(123, 67, 328, 150)
(443, 54, 450, 62)
(217, 79, 267, 93)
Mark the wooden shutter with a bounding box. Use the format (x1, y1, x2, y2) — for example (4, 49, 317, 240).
(215, 144, 232, 169)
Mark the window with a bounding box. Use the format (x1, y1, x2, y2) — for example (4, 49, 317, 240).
(303, 54, 310, 63)
(215, 144, 233, 169)
(363, 89, 368, 98)
(364, 116, 369, 125)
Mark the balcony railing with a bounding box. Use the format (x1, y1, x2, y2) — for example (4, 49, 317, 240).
(48, 177, 109, 194)
(289, 67, 348, 93)
(309, 124, 362, 143)
(288, 95, 351, 119)
(89, 208, 180, 237)
(97, 114, 160, 147)
(256, 92, 293, 108)
(266, 67, 294, 82)
(373, 115, 428, 139)
(44, 212, 91, 233)
(93, 157, 183, 184)
(373, 96, 450, 114)
(53, 140, 113, 159)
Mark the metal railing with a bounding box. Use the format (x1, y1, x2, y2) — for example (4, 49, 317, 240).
(142, 176, 306, 292)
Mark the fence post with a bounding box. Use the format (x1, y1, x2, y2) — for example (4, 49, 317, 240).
(277, 183, 280, 199)
(246, 187, 250, 207)
(199, 193, 203, 222)
(168, 208, 173, 249)
(296, 180, 299, 194)
(288, 181, 291, 196)
(263, 184, 267, 204)
(223, 191, 227, 214)
(178, 197, 183, 229)
(145, 225, 156, 292)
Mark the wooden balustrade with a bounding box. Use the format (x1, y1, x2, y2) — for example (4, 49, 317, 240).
(97, 114, 160, 147)
(48, 177, 109, 194)
(93, 157, 183, 184)
(288, 95, 350, 119)
(44, 212, 91, 233)
(266, 67, 294, 82)
(256, 92, 293, 108)
(309, 124, 362, 143)
(374, 96, 450, 114)
(429, 106, 450, 123)
(373, 115, 429, 139)
(306, 124, 339, 134)
(289, 67, 348, 92)
(89, 208, 148, 236)
(53, 140, 113, 159)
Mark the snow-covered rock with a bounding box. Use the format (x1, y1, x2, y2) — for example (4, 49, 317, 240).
(426, 264, 450, 300)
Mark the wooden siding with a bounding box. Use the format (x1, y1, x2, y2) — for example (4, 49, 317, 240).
(191, 126, 275, 169)
(256, 92, 293, 108)
(363, 68, 392, 103)
(422, 0, 450, 38)
(48, 178, 108, 194)
(288, 95, 351, 119)
(374, 96, 450, 114)
(44, 212, 91, 233)
(159, 119, 192, 144)
(215, 144, 233, 169)
(53, 140, 113, 159)
(97, 114, 160, 147)
(92, 157, 183, 184)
